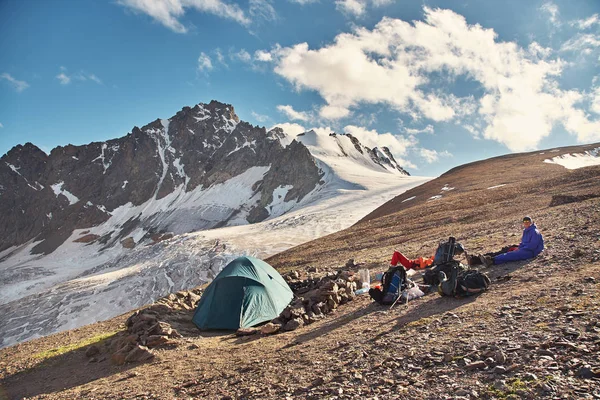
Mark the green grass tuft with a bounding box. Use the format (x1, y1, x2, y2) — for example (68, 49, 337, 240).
(33, 331, 117, 361)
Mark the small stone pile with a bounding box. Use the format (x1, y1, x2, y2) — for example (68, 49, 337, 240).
(251, 269, 362, 336)
(89, 289, 204, 366)
(153, 289, 203, 311)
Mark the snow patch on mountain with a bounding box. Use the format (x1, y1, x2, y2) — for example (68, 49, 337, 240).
(50, 181, 79, 205)
(543, 147, 600, 170)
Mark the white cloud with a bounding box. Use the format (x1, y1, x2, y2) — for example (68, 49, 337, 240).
(0, 122, 3, 128)
(335, 0, 366, 17)
(571, 14, 599, 30)
(561, 33, 600, 53)
(88, 74, 103, 84)
(249, 0, 277, 22)
(277, 105, 310, 121)
(319, 105, 351, 120)
(0, 73, 30, 92)
(592, 87, 600, 115)
(528, 42, 553, 58)
(117, 0, 250, 33)
(417, 148, 452, 164)
(198, 52, 213, 71)
(251, 111, 270, 123)
(372, 0, 393, 6)
(214, 48, 227, 67)
(540, 2, 560, 26)
(270, 122, 306, 137)
(335, 0, 392, 17)
(56, 73, 71, 85)
(268, 7, 600, 151)
(232, 49, 252, 63)
(55, 69, 103, 85)
(254, 50, 272, 62)
(404, 125, 434, 135)
(288, 0, 319, 4)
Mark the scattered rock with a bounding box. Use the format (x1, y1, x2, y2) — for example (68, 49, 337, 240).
(492, 366, 507, 374)
(465, 361, 487, 370)
(124, 345, 154, 363)
(236, 328, 259, 336)
(121, 237, 135, 249)
(522, 373, 538, 381)
(283, 318, 303, 332)
(73, 234, 100, 243)
(85, 345, 101, 358)
(260, 323, 281, 335)
(577, 367, 600, 379)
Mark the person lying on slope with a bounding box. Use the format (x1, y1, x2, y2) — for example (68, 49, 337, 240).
(390, 241, 466, 271)
(389, 251, 434, 270)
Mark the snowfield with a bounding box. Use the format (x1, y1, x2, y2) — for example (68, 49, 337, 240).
(543, 147, 600, 169)
(0, 129, 430, 348)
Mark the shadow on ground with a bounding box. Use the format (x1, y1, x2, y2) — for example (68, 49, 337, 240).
(0, 333, 143, 400)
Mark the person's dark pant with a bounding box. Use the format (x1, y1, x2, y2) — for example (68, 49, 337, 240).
(494, 249, 535, 264)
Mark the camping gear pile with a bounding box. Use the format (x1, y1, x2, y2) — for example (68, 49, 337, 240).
(370, 237, 491, 306)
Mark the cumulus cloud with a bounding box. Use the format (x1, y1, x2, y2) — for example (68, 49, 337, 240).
(277, 105, 310, 121)
(270, 122, 306, 137)
(0, 73, 29, 92)
(117, 0, 250, 33)
(197, 52, 213, 71)
(266, 7, 600, 151)
(417, 148, 452, 164)
(254, 50, 272, 62)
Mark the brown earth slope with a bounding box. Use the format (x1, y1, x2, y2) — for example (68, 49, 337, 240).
(1, 143, 600, 400)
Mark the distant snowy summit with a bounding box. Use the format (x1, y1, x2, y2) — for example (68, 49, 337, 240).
(0, 100, 410, 257)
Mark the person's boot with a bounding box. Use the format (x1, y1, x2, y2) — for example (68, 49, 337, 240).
(479, 255, 493, 267)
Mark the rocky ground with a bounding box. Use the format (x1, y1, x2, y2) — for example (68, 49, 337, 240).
(1, 151, 599, 400)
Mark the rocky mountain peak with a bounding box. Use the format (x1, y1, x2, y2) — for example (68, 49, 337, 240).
(0, 100, 326, 254)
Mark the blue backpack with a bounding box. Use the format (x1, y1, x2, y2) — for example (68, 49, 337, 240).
(369, 266, 407, 305)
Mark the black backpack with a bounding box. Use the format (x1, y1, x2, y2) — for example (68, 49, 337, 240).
(423, 260, 467, 286)
(456, 270, 491, 296)
(369, 266, 407, 305)
(433, 237, 464, 265)
(438, 267, 490, 297)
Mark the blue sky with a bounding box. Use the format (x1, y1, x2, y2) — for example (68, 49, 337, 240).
(1, 0, 599, 176)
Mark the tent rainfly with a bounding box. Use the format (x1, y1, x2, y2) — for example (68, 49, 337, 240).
(192, 256, 293, 330)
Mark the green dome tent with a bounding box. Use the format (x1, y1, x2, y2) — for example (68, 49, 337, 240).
(192, 256, 293, 330)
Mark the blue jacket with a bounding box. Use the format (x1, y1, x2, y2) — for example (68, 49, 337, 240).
(519, 223, 544, 256)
